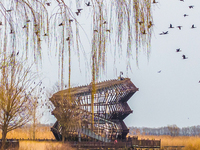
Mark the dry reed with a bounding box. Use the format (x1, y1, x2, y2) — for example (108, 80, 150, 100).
(137, 135, 200, 150)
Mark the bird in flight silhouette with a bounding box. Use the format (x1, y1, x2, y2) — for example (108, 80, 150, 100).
(189, 5, 194, 9)
(85, 2, 91, 6)
(152, 0, 158, 4)
(182, 55, 188, 59)
(169, 24, 174, 28)
(176, 48, 181, 52)
(177, 26, 182, 30)
(159, 31, 168, 35)
(184, 14, 188, 17)
(46, 2, 51, 6)
(191, 24, 196, 28)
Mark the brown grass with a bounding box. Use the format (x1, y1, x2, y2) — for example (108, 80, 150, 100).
(136, 135, 200, 150)
(19, 141, 75, 150)
(3, 126, 200, 150)
(0, 125, 55, 140)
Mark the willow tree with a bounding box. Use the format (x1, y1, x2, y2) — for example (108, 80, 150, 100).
(0, 0, 153, 132)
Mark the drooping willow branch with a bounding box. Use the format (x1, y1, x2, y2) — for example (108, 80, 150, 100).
(0, 0, 153, 86)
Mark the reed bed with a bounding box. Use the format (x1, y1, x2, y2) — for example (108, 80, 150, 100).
(137, 135, 200, 150)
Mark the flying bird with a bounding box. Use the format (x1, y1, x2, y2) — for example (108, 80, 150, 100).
(191, 24, 196, 28)
(6, 9, 12, 12)
(46, 2, 51, 6)
(169, 24, 174, 28)
(75, 12, 80, 16)
(176, 48, 181, 52)
(22, 25, 27, 29)
(17, 51, 19, 55)
(180, 0, 184, 1)
(148, 21, 153, 28)
(75, 9, 83, 16)
(85, 2, 91, 6)
(177, 26, 182, 30)
(152, 0, 158, 4)
(182, 55, 188, 59)
(0, 22, 2, 25)
(43, 33, 48, 36)
(69, 19, 73, 22)
(59, 22, 63, 26)
(159, 31, 168, 35)
(94, 29, 98, 32)
(142, 30, 146, 34)
(66, 37, 70, 41)
(103, 21, 107, 24)
(77, 9, 83, 13)
(189, 5, 194, 9)
(139, 21, 143, 25)
(157, 70, 161, 73)
(106, 29, 110, 32)
(10, 30, 14, 34)
(184, 14, 188, 17)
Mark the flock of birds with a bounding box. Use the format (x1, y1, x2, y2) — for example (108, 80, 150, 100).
(153, 0, 200, 80)
(157, 1, 196, 61)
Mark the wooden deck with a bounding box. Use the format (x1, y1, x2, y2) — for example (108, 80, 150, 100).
(69, 136, 161, 149)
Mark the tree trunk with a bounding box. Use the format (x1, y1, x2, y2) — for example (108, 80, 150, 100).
(1, 128, 7, 150)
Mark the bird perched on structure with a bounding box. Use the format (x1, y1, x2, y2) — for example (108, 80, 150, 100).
(182, 55, 188, 59)
(119, 71, 124, 80)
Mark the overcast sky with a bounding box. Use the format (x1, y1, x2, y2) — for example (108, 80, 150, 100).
(40, 0, 200, 128)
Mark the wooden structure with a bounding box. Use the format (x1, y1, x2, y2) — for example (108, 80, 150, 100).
(50, 78, 138, 142)
(70, 136, 161, 149)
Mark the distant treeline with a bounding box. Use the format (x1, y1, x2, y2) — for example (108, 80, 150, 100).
(129, 125, 200, 136)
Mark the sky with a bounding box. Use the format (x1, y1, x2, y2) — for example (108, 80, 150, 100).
(40, 0, 200, 128)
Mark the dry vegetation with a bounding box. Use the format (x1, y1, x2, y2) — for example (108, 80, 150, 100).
(0, 125, 55, 140)
(4, 126, 200, 150)
(137, 135, 200, 150)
